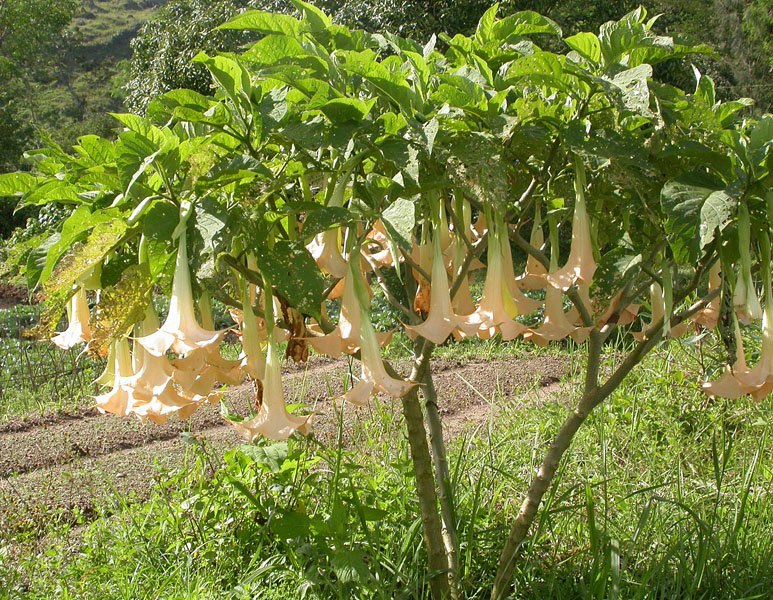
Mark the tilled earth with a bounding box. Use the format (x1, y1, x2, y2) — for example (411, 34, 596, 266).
(0, 354, 569, 540)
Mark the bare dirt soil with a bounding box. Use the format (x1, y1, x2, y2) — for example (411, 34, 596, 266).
(0, 354, 570, 540)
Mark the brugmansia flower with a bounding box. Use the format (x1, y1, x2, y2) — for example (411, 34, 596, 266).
(239, 278, 266, 380)
(405, 233, 478, 344)
(94, 338, 135, 417)
(516, 203, 548, 290)
(546, 161, 596, 292)
(363, 220, 395, 269)
(597, 289, 640, 329)
(702, 318, 754, 400)
(500, 227, 543, 316)
(226, 283, 312, 441)
(307, 229, 348, 278)
(305, 260, 391, 358)
(734, 204, 763, 325)
(51, 287, 92, 350)
(524, 283, 591, 346)
(226, 339, 313, 441)
(466, 224, 526, 341)
(411, 237, 434, 314)
(692, 262, 722, 330)
(343, 290, 415, 406)
(633, 282, 687, 341)
(137, 231, 226, 357)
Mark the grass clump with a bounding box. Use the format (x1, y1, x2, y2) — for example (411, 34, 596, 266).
(2, 343, 772, 599)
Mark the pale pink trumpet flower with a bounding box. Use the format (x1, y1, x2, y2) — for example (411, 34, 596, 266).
(342, 266, 416, 406)
(545, 162, 596, 292)
(692, 262, 722, 330)
(597, 289, 640, 330)
(516, 203, 548, 290)
(307, 228, 348, 278)
(523, 282, 591, 346)
(466, 226, 526, 341)
(632, 282, 688, 341)
(734, 204, 763, 325)
(305, 258, 391, 358)
(136, 231, 226, 357)
(238, 279, 266, 380)
(226, 286, 312, 441)
(405, 233, 479, 344)
(51, 287, 92, 350)
(500, 228, 543, 316)
(702, 318, 754, 400)
(93, 338, 135, 417)
(736, 258, 773, 400)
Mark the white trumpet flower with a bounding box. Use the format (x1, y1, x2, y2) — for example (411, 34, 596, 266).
(546, 162, 596, 291)
(93, 338, 135, 417)
(51, 287, 92, 350)
(405, 233, 479, 344)
(136, 231, 226, 357)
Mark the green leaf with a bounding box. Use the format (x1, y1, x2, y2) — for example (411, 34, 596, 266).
(565, 32, 601, 64)
(381, 198, 415, 250)
(255, 241, 325, 318)
(474, 4, 499, 44)
(661, 172, 734, 264)
(317, 98, 376, 124)
(331, 549, 370, 584)
(272, 512, 313, 539)
(26, 232, 61, 291)
(288, 0, 331, 31)
(238, 442, 289, 473)
(301, 206, 354, 239)
(218, 10, 307, 36)
(612, 64, 652, 115)
(143, 201, 178, 277)
(38, 206, 119, 287)
(490, 11, 562, 41)
(0, 172, 39, 196)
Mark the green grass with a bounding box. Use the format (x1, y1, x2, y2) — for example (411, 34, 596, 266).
(0, 305, 105, 420)
(2, 339, 771, 599)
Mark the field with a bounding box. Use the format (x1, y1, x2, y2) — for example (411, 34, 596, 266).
(0, 307, 771, 599)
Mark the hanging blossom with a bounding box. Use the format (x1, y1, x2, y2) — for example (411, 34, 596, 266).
(305, 166, 355, 279)
(516, 202, 548, 290)
(342, 258, 416, 406)
(226, 285, 312, 442)
(545, 160, 596, 292)
(51, 287, 92, 350)
(136, 230, 226, 357)
(692, 261, 722, 330)
(465, 221, 526, 341)
(305, 258, 391, 358)
(93, 338, 136, 418)
(733, 204, 763, 324)
(405, 230, 478, 344)
(632, 282, 688, 341)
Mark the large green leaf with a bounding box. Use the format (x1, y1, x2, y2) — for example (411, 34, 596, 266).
(255, 241, 325, 319)
(301, 206, 354, 240)
(661, 172, 734, 264)
(565, 32, 601, 64)
(218, 10, 307, 37)
(381, 198, 415, 251)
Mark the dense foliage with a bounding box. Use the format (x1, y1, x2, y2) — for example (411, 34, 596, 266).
(2, 2, 771, 597)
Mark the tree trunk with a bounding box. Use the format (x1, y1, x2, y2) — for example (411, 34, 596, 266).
(422, 369, 461, 599)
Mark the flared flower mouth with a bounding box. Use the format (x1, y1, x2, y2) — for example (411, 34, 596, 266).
(136, 230, 226, 357)
(52, 287, 92, 350)
(545, 161, 596, 292)
(307, 229, 348, 278)
(341, 257, 415, 406)
(405, 232, 480, 344)
(226, 285, 312, 441)
(305, 258, 391, 357)
(523, 282, 591, 346)
(465, 222, 526, 341)
(93, 338, 135, 417)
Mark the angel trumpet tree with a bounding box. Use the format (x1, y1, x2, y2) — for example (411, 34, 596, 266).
(12, 5, 773, 600)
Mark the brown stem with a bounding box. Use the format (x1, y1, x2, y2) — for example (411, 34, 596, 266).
(398, 339, 451, 600)
(422, 366, 461, 599)
(490, 293, 716, 599)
